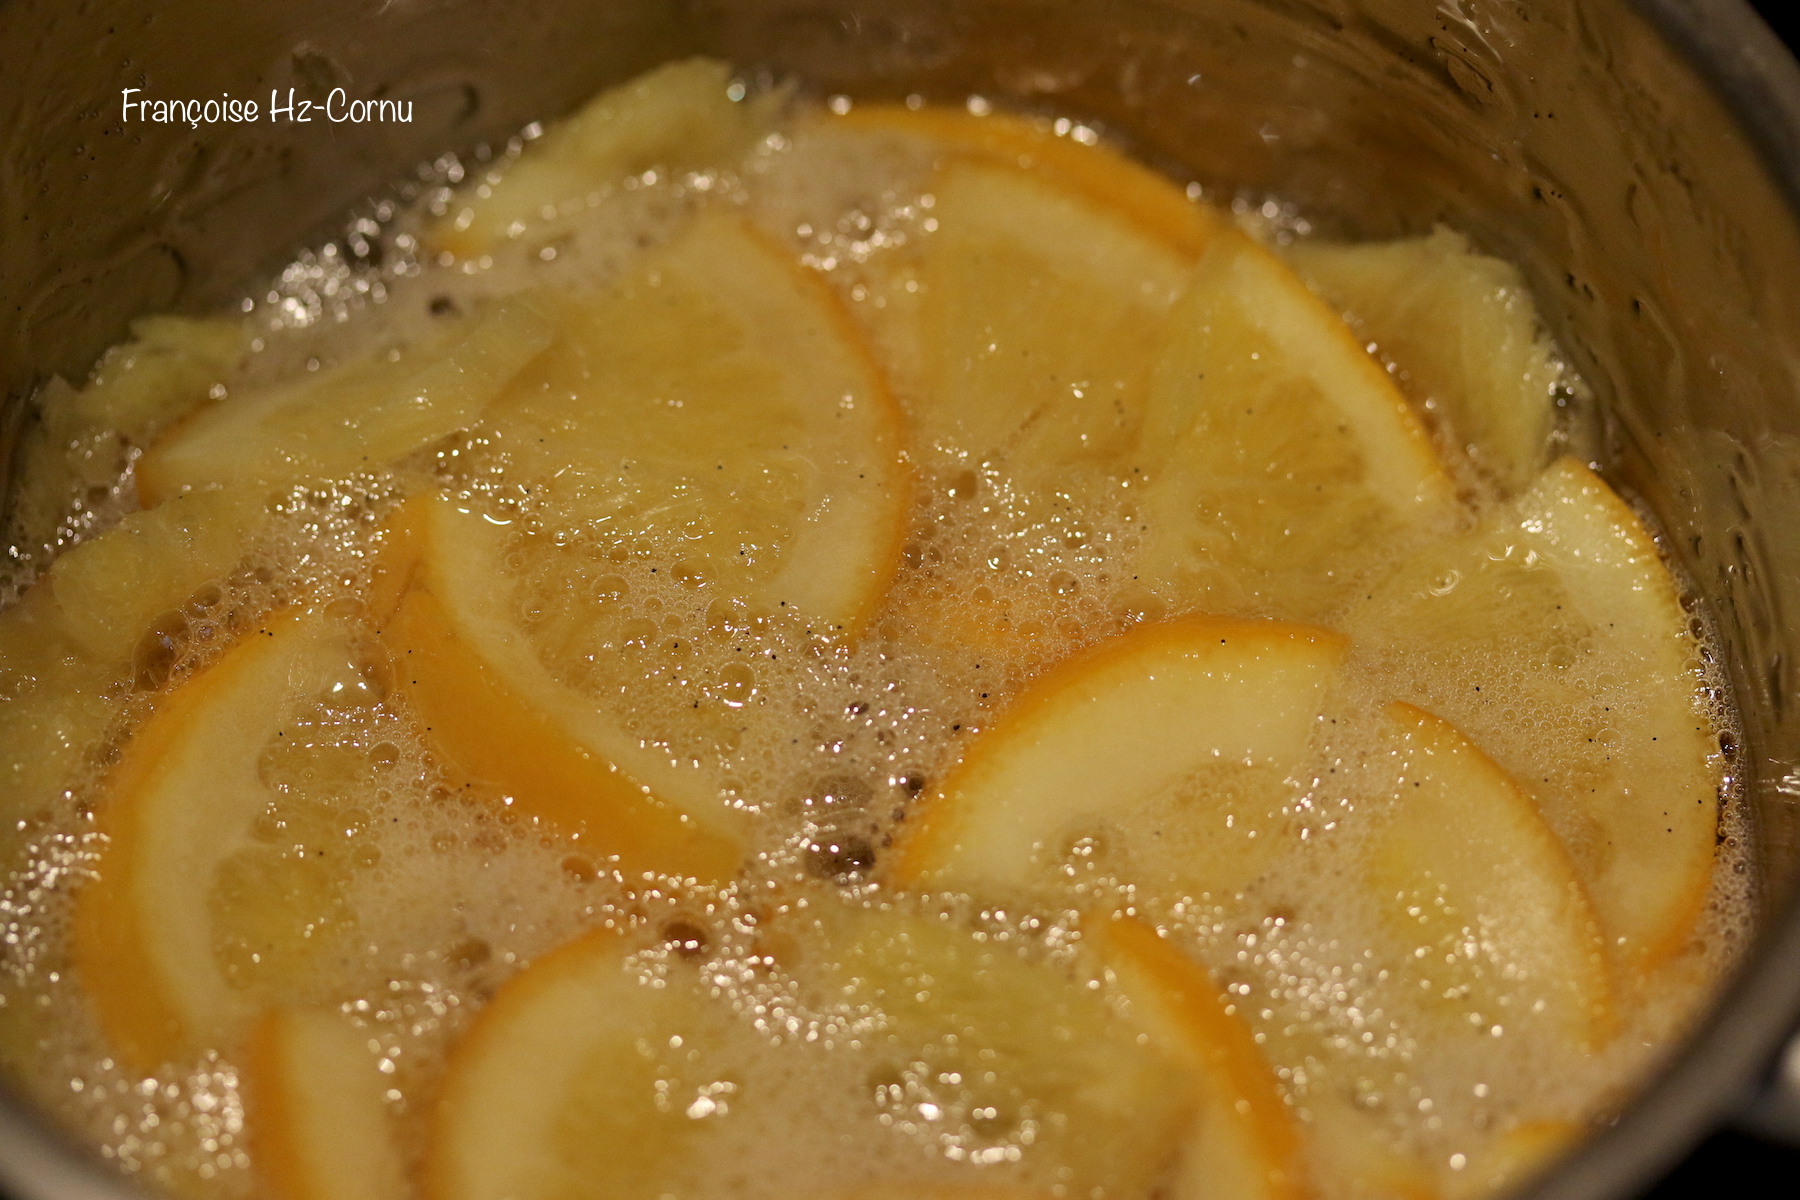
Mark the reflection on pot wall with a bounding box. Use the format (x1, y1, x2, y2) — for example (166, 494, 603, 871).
(2, 1, 1800, 1198)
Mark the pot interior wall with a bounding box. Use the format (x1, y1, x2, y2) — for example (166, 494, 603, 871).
(3, 0, 1800, 1196)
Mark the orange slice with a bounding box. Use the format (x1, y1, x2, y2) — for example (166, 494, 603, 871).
(1345, 458, 1720, 975)
(373, 492, 747, 884)
(831, 104, 1216, 258)
(137, 300, 552, 505)
(888, 615, 1345, 899)
(243, 1007, 407, 1200)
(424, 926, 728, 1200)
(860, 158, 1189, 481)
(482, 211, 909, 636)
(1369, 703, 1612, 1049)
(1091, 915, 1309, 1200)
(431, 58, 783, 259)
(1287, 228, 1561, 495)
(1133, 227, 1458, 620)
(72, 608, 382, 1071)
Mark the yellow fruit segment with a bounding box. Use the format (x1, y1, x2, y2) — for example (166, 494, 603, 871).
(1287, 228, 1560, 495)
(431, 57, 783, 259)
(374, 493, 746, 884)
(72, 608, 377, 1071)
(2, 489, 268, 832)
(7, 316, 246, 564)
(831, 104, 1217, 258)
(1345, 458, 1718, 974)
(47, 489, 265, 662)
(1369, 703, 1612, 1049)
(485, 212, 909, 635)
(1091, 916, 1309, 1200)
(862, 159, 1189, 482)
(888, 616, 1345, 898)
(243, 1007, 407, 1200)
(424, 926, 723, 1200)
(1133, 227, 1457, 620)
(136, 301, 553, 504)
(793, 901, 1199, 1200)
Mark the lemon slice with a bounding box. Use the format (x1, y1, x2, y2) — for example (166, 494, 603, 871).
(374, 492, 747, 884)
(72, 608, 384, 1071)
(136, 301, 553, 505)
(887, 616, 1345, 898)
(1090, 916, 1309, 1200)
(1132, 227, 1457, 620)
(1368, 703, 1612, 1049)
(424, 926, 728, 1200)
(792, 900, 1198, 1200)
(1287, 228, 1561, 495)
(830, 104, 1217, 257)
(483, 210, 909, 634)
(242, 1007, 406, 1200)
(431, 58, 783, 259)
(1344, 458, 1719, 974)
(860, 158, 1189, 484)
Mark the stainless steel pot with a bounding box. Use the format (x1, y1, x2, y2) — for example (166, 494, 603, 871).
(3, 1, 1800, 1196)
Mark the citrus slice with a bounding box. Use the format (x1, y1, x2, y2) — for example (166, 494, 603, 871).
(72, 607, 386, 1071)
(1367, 703, 1612, 1049)
(1287, 228, 1561, 495)
(430, 58, 783, 259)
(858, 158, 1189, 484)
(8, 315, 245, 564)
(373, 492, 747, 884)
(830, 104, 1217, 258)
(242, 1007, 407, 1200)
(482, 210, 909, 635)
(1090, 915, 1309, 1200)
(791, 900, 1198, 1199)
(1132, 227, 1458, 620)
(2, 488, 267, 834)
(1344, 458, 1720, 975)
(136, 300, 553, 505)
(887, 615, 1345, 899)
(424, 926, 730, 1200)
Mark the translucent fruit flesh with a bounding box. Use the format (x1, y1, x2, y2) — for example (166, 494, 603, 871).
(136, 301, 553, 505)
(481, 211, 910, 636)
(1090, 915, 1310, 1200)
(887, 615, 1347, 901)
(1367, 702, 1612, 1050)
(374, 493, 747, 885)
(242, 1006, 407, 1200)
(1286, 228, 1560, 496)
(71, 608, 382, 1071)
(1345, 458, 1719, 976)
(1134, 228, 1457, 621)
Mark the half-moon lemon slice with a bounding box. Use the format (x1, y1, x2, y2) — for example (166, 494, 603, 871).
(1132, 227, 1458, 621)
(887, 615, 1345, 900)
(1345, 458, 1720, 976)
